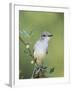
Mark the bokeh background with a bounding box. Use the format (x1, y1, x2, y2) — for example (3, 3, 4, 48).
(19, 10, 64, 79)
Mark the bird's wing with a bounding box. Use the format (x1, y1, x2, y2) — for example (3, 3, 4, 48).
(46, 47, 48, 54)
(46, 50, 48, 54)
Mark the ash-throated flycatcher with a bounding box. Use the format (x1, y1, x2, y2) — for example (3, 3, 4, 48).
(33, 32, 53, 65)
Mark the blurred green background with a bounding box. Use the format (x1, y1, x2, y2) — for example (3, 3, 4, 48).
(19, 10, 64, 79)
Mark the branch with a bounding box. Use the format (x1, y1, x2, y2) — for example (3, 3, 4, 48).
(19, 36, 34, 59)
(19, 36, 26, 46)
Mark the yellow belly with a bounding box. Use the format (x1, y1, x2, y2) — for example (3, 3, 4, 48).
(34, 51, 46, 64)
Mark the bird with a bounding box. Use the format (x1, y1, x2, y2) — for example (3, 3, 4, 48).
(33, 32, 53, 65)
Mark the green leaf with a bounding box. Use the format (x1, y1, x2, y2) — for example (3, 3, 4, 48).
(49, 67, 55, 74)
(19, 30, 32, 38)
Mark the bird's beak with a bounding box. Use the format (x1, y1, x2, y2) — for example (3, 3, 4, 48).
(48, 34, 53, 37)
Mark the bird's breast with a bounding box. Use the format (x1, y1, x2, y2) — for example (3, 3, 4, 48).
(34, 40, 48, 52)
(34, 42, 48, 59)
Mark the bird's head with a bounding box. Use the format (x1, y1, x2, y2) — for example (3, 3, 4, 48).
(41, 32, 53, 41)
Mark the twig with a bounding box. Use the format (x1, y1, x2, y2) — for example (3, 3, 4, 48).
(19, 36, 34, 59)
(19, 36, 26, 45)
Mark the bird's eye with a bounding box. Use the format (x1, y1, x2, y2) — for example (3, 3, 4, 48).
(42, 35, 46, 37)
